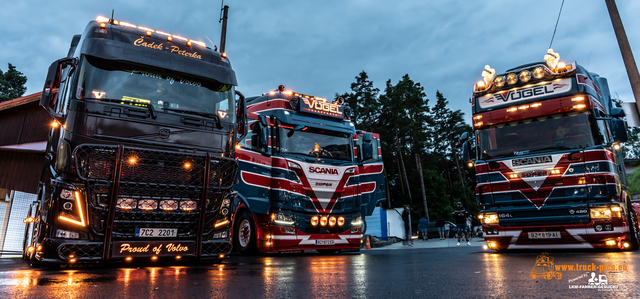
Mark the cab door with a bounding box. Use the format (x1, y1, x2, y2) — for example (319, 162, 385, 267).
(356, 132, 385, 216)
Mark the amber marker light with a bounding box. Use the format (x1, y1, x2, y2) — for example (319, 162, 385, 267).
(557, 61, 566, 69)
(215, 220, 230, 228)
(27, 246, 35, 253)
(320, 216, 328, 226)
(571, 96, 585, 102)
(126, 257, 132, 261)
(222, 52, 227, 58)
(51, 121, 60, 128)
(151, 256, 158, 261)
(605, 240, 616, 246)
(183, 162, 192, 169)
(176, 256, 182, 260)
(329, 217, 337, 227)
(100, 23, 106, 29)
(573, 104, 586, 109)
(219, 254, 225, 259)
(613, 143, 621, 150)
(311, 216, 319, 226)
(337, 217, 345, 226)
(506, 107, 518, 112)
(187, 40, 192, 47)
(128, 157, 138, 165)
(531, 103, 542, 108)
(167, 36, 173, 42)
(467, 162, 474, 168)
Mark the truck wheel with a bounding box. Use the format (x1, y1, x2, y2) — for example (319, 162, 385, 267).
(234, 211, 257, 255)
(627, 204, 640, 250)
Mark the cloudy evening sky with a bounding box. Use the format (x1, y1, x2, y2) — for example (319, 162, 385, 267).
(1, 0, 639, 123)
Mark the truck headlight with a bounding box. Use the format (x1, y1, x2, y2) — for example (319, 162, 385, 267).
(590, 206, 621, 219)
(480, 212, 499, 224)
(58, 189, 87, 227)
(351, 215, 362, 226)
(271, 212, 294, 225)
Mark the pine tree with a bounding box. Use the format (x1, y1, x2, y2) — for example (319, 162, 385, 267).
(337, 71, 380, 132)
(0, 63, 28, 102)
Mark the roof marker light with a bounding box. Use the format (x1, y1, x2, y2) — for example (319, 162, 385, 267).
(533, 67, 545, 79)
(494, 76, 505, 88)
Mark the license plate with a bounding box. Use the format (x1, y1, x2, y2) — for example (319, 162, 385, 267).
(316, 239, 335, 245)
(528, 232, 561, 239)
(135, 228, 177, 238)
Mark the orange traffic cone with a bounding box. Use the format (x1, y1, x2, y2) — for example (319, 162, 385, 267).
(365, 235, 372, 249)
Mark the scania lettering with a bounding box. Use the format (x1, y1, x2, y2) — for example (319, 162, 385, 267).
(462, 50, 640, 250)
(23, 14, 247, 265)
(232, 86, 386, 254)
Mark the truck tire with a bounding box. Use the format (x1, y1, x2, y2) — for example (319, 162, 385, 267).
(234, 211, 257, 255)
(627, 203, 640, 250)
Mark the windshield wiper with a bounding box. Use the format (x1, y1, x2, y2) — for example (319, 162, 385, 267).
(161, 108, 222, 129)
(530, 145, 572, 153)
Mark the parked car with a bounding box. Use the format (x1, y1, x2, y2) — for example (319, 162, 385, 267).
(423, 221, 457, 239)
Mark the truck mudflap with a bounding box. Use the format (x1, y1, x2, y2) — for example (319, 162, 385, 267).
(56, 144, 238, 262)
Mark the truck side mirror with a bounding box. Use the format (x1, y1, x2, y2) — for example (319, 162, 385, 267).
(235, 90, 248, 142)
(611, 119, 628, 143)
(462, 140, 472, 163)
(40, 57, 76, 120)
(260, 126, 270, 153)
(460, 132, 469, 141)
(610, 107, 626, 118)
(259, 115, 268, 127)
(361, 133, 373, 161)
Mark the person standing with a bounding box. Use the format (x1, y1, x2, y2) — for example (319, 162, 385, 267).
(452, 202, 470, 246)
(436, 217, 446, 240)
(418, 217, 428, 241)
(401, 206, 413, 247)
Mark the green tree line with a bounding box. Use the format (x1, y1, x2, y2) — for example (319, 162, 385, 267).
(337, 71, 477, 222)
(0, 63, 28, 102)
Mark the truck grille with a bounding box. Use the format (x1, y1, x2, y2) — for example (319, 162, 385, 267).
(74, 145, 237, 239)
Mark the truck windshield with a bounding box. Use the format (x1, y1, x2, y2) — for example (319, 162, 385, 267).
(74, 56, 235, 123)
(277, 126, 352, 161)
(477, 111, 596, 159)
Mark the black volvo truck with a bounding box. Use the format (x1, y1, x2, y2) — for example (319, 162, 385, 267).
(24, 15, 247, 266)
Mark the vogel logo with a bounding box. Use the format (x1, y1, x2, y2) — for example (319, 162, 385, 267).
(478, 78, 572, 109)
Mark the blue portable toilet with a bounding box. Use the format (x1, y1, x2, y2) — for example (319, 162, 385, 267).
(365, 207, 388, 241)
